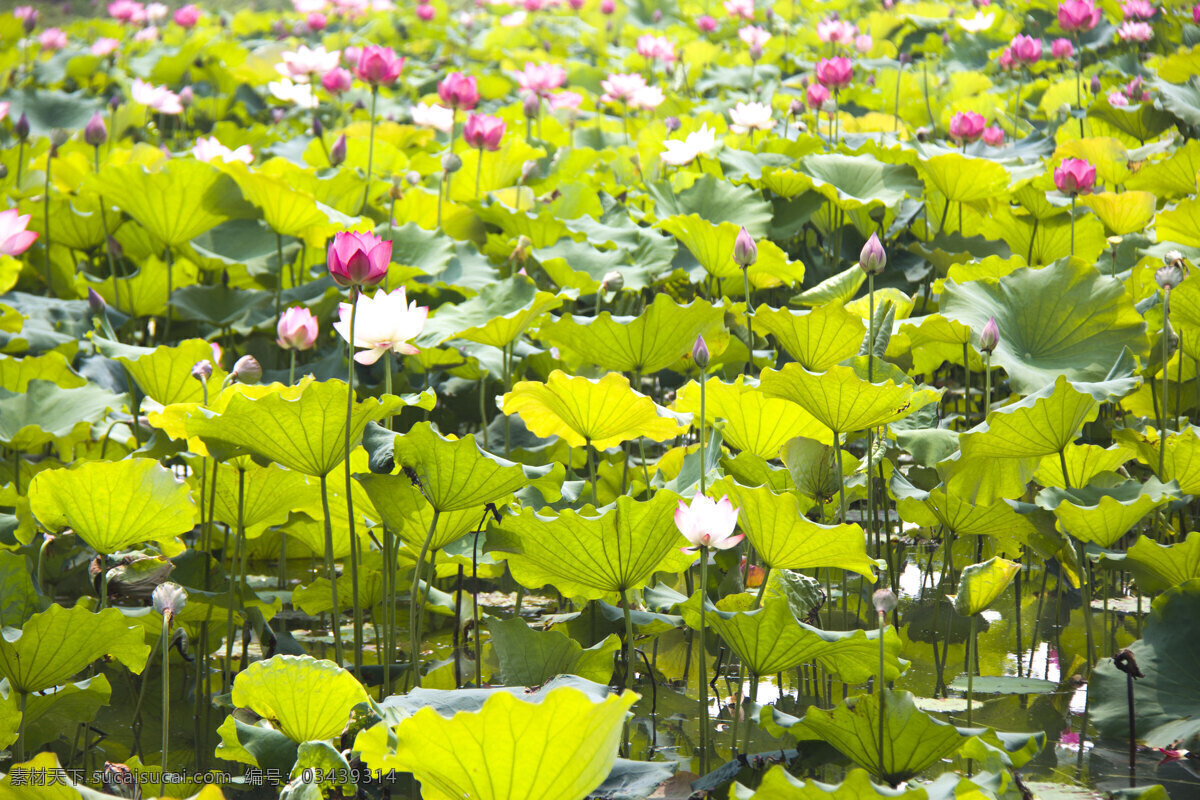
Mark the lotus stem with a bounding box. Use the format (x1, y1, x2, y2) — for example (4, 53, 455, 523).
(1074, 537, 1096, 671)
(753, 565, 770, 609)
(966, 613, 976, 729)
(319, 473, 344, 666)
(698, 545, 710, 774)
(877, 607, 887, 783)
(410, 508, 441, 688)
(1160, 289, 1171, 479)
(984, 351, 992, 418)
(36, 534, 51, 597)
(698, 375, 707, 495)
(274, 232, 284, 322)
(1075, 34, 1084, 138)
(742, 267, 755, 375)
(620, 588, 635, 690)
(42, 150, 52, 294)
(384, 353, 393, 430)
(1070, 196, 1077, 258)
(161, 613, 171, 774)
(224, 468, 245, 689)
(361, 87, 378, 214)
(344, 286, 364, 680)
(475, 145, 486, 200)
(288, 349, 296, 387)
(833, 431, 847, 523)
(16, 691, 26, 762)
(382, 523, 394, 700)
(587, 440, 598, 502)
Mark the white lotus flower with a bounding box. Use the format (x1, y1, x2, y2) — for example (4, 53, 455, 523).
(268, 78, 318, 109)
(411, 102, 454, 133)
(660, 123, 722, 166)
(131, 78, 183, 114)
(192, 136, 254, 164)
(333, 286, 429, 365)
(279, 45, 341, 80)
(957, 11, 995, 31)
(729, 100, 774, 133)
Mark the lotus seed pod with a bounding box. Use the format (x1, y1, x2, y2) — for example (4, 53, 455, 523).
(872, 588, 897, 615)
(152, 581, 188, 622)
(191, 360, 213, 382)
(600, 270, 624, 292)
(442, 152, 462, 173)
(1157, 263, 1184, 290)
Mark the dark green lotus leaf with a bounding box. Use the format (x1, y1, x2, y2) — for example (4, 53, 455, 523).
(487, 616, 619, 686)
(647, 174, 772, 235)
(419, 277, 562, 349)
(0, 381, 124, 453)
(796, 154, 923, 211)
(170, 284, 274, 331)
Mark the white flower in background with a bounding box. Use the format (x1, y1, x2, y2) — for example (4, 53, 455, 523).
(601, 73, 648, 104)
(145, 2, 168, 21)
(132, 25, 159, 42)
(631, 84, 665, 110)
(131, 78, 183, 114)
(192, 136, 254, 164)
(817, 18, 857, 43)
(660, 123, 722, 166)
(292, 0, 327, 11)
(268, 78, 318, 109)
(729, 100, 774, 133)
(334, 287, 429, 365)
(278, 45, 341, 81)
(957, 10, 995, 31)
(738, 25, 771, 49)
(500, 10, 527, 26)
(411, 102, 454, 132)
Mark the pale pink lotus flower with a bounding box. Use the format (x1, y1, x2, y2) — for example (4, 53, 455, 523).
(738, 25, 771, 50)
(1051, 37, 1075, 58)
(817, 17, 857, 44)
(855, 34, 873, 53)
(723, 0, 754, 19)
(515, 63, 567, 97)
(410, 102, 454, 133)
(277, 307, 319, 350)
(293, 0, 328, 11)
(982, 125, 1004, 146)
(279, 45, 341, 80)
(549, 90, 583, 111)
(660, 123, 721, 166)
(192, 136, 254, 164)
(39, 29, 68, 50)
(0, 103, 8, 123)
(91, 38, 121, 57)
(957, 10, 995, 31)
(601, 72, 648, 104)
(334, 287, 429, 365)
(108, 0, 147, 23)
(631, 85, 665, 110)
(675, 494, 742, 554)
(1122, 0, 1155, 18)
(1117, 20, 1153, 40)
(1108, 90, 1130, 106)
(637, 34, 676, 62)
(133, 26, 159, 42)
(268, 78, 318, 109)
(0, 209, 38, 256)
(145, 2, 168, 21)
(729, 100, 774, 134)
(131, 79, 183, 114)
(500, 10, 527, 26)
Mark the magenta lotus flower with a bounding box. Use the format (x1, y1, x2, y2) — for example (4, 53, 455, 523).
(327, 230, 392, 288)
(322, 68, 353, 94)
(1194, 2, 1200, 23)
(173, 4, 200, 26)
(417, 4, 435, 20)
(949, 110, 987, 143)
(0, 209, 38, 257)
(515, 63, 567, 98)
(277, 306, 319, 351)
(982, 125, 1005, 146)
(306, 11, 328, 31)
(437, 72, 480, 111)
(697, 14, 718, 31)
(806, 82, 831, 109)
(355, 45, 404, 87)
(601, 0, 615, 13)
(675, 495, 742, 554)
(1058, 0, 1101, 30)
(999, 47, 1014, 70)
(815, 57, 853, 89)
(463, 113, 506, 151)
(1051, 37, 1075, 58)
(334, 286, 428, 364)
(1010, 34, 1042, 64)
(1054, 157, 1097, 194)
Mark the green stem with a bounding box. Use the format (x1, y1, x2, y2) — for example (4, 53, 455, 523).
(1160, 290, 1171, 479)
(742, 267, 754, 376)
(344, 286, 363, 680)
(1074, 538, 1096, 671)
(698, 374, 707, 495)
(382, 523, 394, 700)
(587, 440, 598, 502)
(161, 614, 171, 772)
(474, 146, 484, 199)
(984, 352, 991, 418)
(42, 152, 52, 293)
(361, 87, 378, 214)
(1070, 196, 1077, 258)
(319, 473, 344, 666)
(698, 546, 710, 773)
(16, 691, 26, 763)
(833, 432, 847, 523)
(878, 609, 887, 783)
(288, 349, 296, 387)
(410, 508, 441, 688)
(620, 588, 635, 690)
(753, 565, 771, 608)
(966, 614, 976, 730)
(384, 354, 393, 430)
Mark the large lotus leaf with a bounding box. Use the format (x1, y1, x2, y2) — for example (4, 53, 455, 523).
(793, 265, 867, 309)
(940, 258, 1149, 394)
(781, 437, 845, 503)
(1126, 139, 1200, 199)
(754, 303, 865, 372)
(0, 604, 150, 693)
(357, 470, 490, 551)
(503, 371, 690, 450)
(88, 159, 247, 247)
(659, 215, 805, 287)
(674, 378, 831, 457)
(0, 552, 36, 629)
(0, 381, 125, 452)
(20, 674, 111, 752)
(357, 687, 637, 800)
(895, 489, 1037, 553)
(391, 422, 563, 512)
(717, 479, 876, 578)
(170, 284, 274, 330)
(1036, 477, 1178, 548)
(0, 351, 85, 391)
(1079, 191, 1157, 236)
(95, 336, 228, 406)
(231, 655, 368, 743)
(420, 278, 562, 349)
(733, 767, 978, 800)
(1033, 442, 1134, 488)
(648, 173, 773, 235)
(29, 458, 196, 555)
(898, 314, 974, 376)
(796, 154, 923, 211)
(1092, 579, 1200, 748)
(958, 375, 1099, 460)
(223, 162, 329, 237)
(186, 380, 404, 477)
(1169, 278, 1200, 360)
(487, 617, 619, 686)
(1102, 533, 1200, 595)
(487, 491, 689, 599)
(921, 153, 1011, 202)
(535, 294, 724, 374)
(679, 593, 902, 681)
(208, 462, 311, 539)
(936, 450, 1040, 506)
(951, 557, 1020, 616)
(760, 363, 941, 434)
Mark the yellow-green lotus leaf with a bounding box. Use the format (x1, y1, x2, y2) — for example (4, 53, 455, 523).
(358, 470, 491, 551)
(753, 303, 864, 372)
(503, 371, 690, 450)
(792, 265, 866, 308)
(1079, 191, 1157, 236)
(1033, 442, 1134, 488)
(760, 363, 941, 434)
(674, 377, 831, 457)
(231, 655, 368, 743)
(952, 557, 1021, 616)
(1036, 477, 1177, 548)
(1156, 197, 1200, 248)
(1111, 533, 1200, 594)
(223, 161, 329, 237)
(921, 153, 1011, 202)
(0, 351, 85, 392)
(660, 214, 805, 287)
(94, 336, 229, 407)
(208, 462, 311, 539)
(1055, 138, 1131, 187)
(959, 375, 1099, 460)
(896, 488, 1037, 552)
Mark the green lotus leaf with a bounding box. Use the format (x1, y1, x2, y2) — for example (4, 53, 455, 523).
(1169, 278, 1200, 359)
(947, 675, 1059, 695)
(391, 422, 563, 512)
(0, 751, 143, 800)
(87, 159, 248, 247)
(293, 569, 383, 614)
(659, 215, 805, 287)
(802, 690, 971, 783)
(896, 486, 1037, 549)
(1126, 139, 1200, 199)
(358, 470, 491, 551)
(0, 679, 17, 750)
(1079, 191, 1157, 236)
(797, 153, 923, 211)
(94, 336, 228, 406)
(502, 371, 690, 450)
(0, 552, 36, 629)
(781, 436, 846, 504)
(76, 255, 201, 319)
(420, 278, 562, 349)
(1035, 477, 1178, 548)
(1093, 98, 1174, 146)
(215, 714, 299, 772)
(1033, 442, 1134, 488)
(20, 674, 111, 753)
(170, 284, 274, 331)
(536, 294, 724, 375)
(187, 380, 404, 476)
(223, 161, 330, 237)
(487, 491, 689, 599)
(0, 351, 85, 392)
(951, 557, 1021, 616)
(0, 604, 150, 693)
(1092, 579, 1200, 749)
(29, 458, 196, 555)
(792, 265, 866, 308)
(959, 375, 1099, 460)
(231, 655, 368, 743)
(1158, 196, 1200, 248)
(679, 593, 902, 681)
(921, 153, 1011, 202)
(754, 303, 865, 372)
(760, 363, 941, 434)
(716, 479, 876, 578)
(732, 766, 974, 800)
(0, 381, 125, 453)
(291, 741, 357, 797)
(357, 687, 637, 800)
(648, 173, 773, 235)
(1056, 138, 1132, 187)
(898, 314, 974, 376)
(940, 258, 1148, 393)
(674, 377, 831, 458)
(1101, 533, 1200, 595)
(487, 617, 620, 686)
(208, 462, 311, 539)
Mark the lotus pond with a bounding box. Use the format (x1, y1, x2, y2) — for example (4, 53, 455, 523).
(1, 0, 1200, 798)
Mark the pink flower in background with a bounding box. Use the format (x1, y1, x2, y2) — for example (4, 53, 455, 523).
(697, 14, 718, 31)
(549, 90, 583, 111)
(949, 110, 986, 143)
(999, 47, 1014, 70)
(133, 25, 159, 42)
(327, 230, 392, 288)
(355, 45, 404, 86)
(675, 494, 742, 554)
(293, 0, 328, 11)
(1058, 0, 1101, 30)
(1051, 37, 1075, 58)
(277, 307, 320, 350)
(416, 5, 435, 20)
(982, 125, 1004, 146)
(637, 34, 677, 63)
(0, 209, 38, 257)
(108, 0, 146, 23)
(438, 72, 480, 110)
(1117, 21, 1153, 40)
(463, 113, 506, 150)
(723, 0, 754, 20)
(131, 79, 184, 114)
(738, 25, 772, 50)
(601, 72, 648, 104)
(0, 103, 8, 123)
(13, 6, 36, 25)
(1010, 34, 1042, 63)
(91, 37, 120, 56)
(38, 28, 67, 50)
(817, 17, 857, 44)
(1108, 90, 1130, 106)
(806, 82, 830, 109)
(173, 3, 200, 26)
(1054, 157, 1097, 194)
(321, 67, 354, 94)
(410, 102, 454, 132)
(515, 63, 567, 97)
(815, 57, 853, 88)
(334, 287, 428, 364)
(307, 11, 329, 30)
(1194, 3, 1200, 23)
(1122, 0, 1155, 18)
(192, 136, 253, 164)
(600, 0, 615, 13)
(729, 100, 774, 134)
(855, 34, 873, 53)
(1125, 76, 1150, 101)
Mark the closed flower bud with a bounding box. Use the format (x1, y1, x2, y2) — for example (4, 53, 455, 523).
(872, 588, 897, 614)
(406, 170, 421, 186)
(88, 287, 106, 316)
(442, 152, 462, 173)
(84, 112, 108, 147)
(520, 159, 538, 184)
(859, 233, 886, 275)
(152, 581, 187, 623)
(231, 355, 262, 384)
(692, 335, 710, 369)
(329, 133, 346, 166)
(980, 316, 1000, 353)
(523, 93, 540, 118)
(312, 115, 324, 138)
(14, 113, 29, 141)
(191, 360, 213, 382)
(665, 116, 681, 132)
(179, 86, 194, 108)
(733, 226, 757, 268)
(1090, 75, 1101, 93)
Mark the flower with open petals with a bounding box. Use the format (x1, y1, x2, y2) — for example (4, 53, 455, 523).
(268, 78, 318, 109)
(637, 34, 676, 62)
(676, 494, 742, 553)
(600, 72, 648, 104)
(1050, 37, 1075, 58)
(174, 4, 200, 26)
(38, 28, 67, 51)
(277, 306, 319, 350)
(0, 209, 38, 257)
(411, 102, 454, 132)
(1010, 34, 1042, 63)
(334, 286, 428, 365)
(327, 230, 392, 288)
(1054, 157, 1096, 194)
(982, 125, 1005, 146)
(438, 72, 480, 110)
(1122, 0, 1155, 17)
(280, 45, 341, 80)
(1058, 0, 1101, 30)
(817, 18, 856, 43)
(91, 37, 120, 57)
(355, 45, 404, 86)
(631, 85, 665, 110)
(957, 11, 995, 31)
(463, 113, 506, 150)
(738, 25, 771, 50)
(322, 67, 354, 94)
(131, 79, 183, 114)
(723, 0, 754, 19)
(660, 123, 722, 166)
(949, 110, 986, 143)
(729, 100, 774, 134)
(1117, 20, 1153, 40)
(515, 63, 567, 97)
(192, 136, 253, 164)
(815, 57, 853, 89)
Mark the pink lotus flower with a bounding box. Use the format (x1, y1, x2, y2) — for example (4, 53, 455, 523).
(192, 136, 253, 164)
(322, 67, 354, 94)
(949, 110, 986, 143)
(91, 37, 120, 57)
(817, 17, 857, 44)
(108, 0, 146, 23)
(1010, 34, 1042, 64)
(13, 6, 36, 25)
(738, 25, 771, 51)
(675, 494, 742, 553)
(1194, 2, 1200, 23)
(0, 209, 38, 257)
(355, 45, 404, 86)
(549, 90, 583, 111)
(307, 11, 329, 31)
(417, 5, 435, 21)
(697, 14, 718, 31)
(815, 57, 853, 89)
(38, 28, 67, 51)
(1108, 90, 1130, 106)
(277, 307, 319, 350)
(600, 72, 648, 103)
(1124, 76, 1150, 101)
(133, 25, 159, 43)
(334, 286, 428, 364)
(0, 103, 9, 123)
(855, 34, 873, 53)
(723, 0, 754, 19)
(982, 125, 1005, 146)
(600, 0, 615, 13)
(806, 82, 830, 109)
(131, 79, 183, 114)
(1058, 0, 1101, 31)
(327, 230, 392, 288)
(463, 113, 506, 150)
(281, 45, 341, 79)
(437, 72, 480, 110)
(1122, 0, 1155, 17)
(174, 4, 200, 26)
(1054, 157, 1096, 194)
(637, 34, 676, 63)
(1051, 37, 1075, 58)
(515, 63, 567, 98)
(1118, 21, 1153, 40)
(999, 47, 1014, 70)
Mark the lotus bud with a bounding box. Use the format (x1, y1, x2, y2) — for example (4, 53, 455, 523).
(872, 588, 897, 615)
(406, 170, 421, 186)
(520, 159, 538, 184)
(179, 86, 194, 108)
(859, 233, 886, 275)
(442, 152, 462, 174)
(652, 9, 662, 21)
(22, 10, 36, 34)
(152, 581, 187, 624)
(1090, 75, 1101, 93)
(109, 94, 122, 111)
(600, 269, 624, 293)
(0, 164, 8, 180)
(84, 112, 108, 147)
(665, 116, 681, 132)
(230, 355, 262, 384)
(789, 98, 805, 117)
(733, 227, 757, 269)
(49, 128, 68, 156)
(692, 335, 710, 369)
(88, 287, 106, 316)
(979, 316, 1000, 353)
(271, 108, 285, 124)
(14, 113, 29, 141)
(312, 115, 324, 138)
(191, 360, 213, 382)
(108, 235, 124, 261)
(329, 133, 346, 166)
(899, 52, 912, 65)
(523, 93, 540, 119)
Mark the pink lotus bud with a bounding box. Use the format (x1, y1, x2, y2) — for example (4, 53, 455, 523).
(231, 355, 262, 385)
(1051, 37, 1075, 58)
(979, 316, 1000, 353)
(355, 45, 404, 87)
(179, 86, 194, 108)
(601, 0, 615, 13)
(322, 67, 354, 95)
(438, 72, 480, 111)
(1053, 157, 1097, 195)
(329, 133, 346, 166)
(327, 230, 392, 288)
(173, 4, 200, 27)
(814, 57, 853, 89)
(733, 227, 757, 268)
(859, 233, 886, 275)
(463, 113, 506, 151)
(417, 4, 436, 20)
(692, 335, 710, 369)
(84, 112, 108, 147)
(806, 82, 830, 109)
(1009, 34, 1042, 64)
(307, 11, 327, 30)
(697, 14, 718, 31)
(982, 125, 1005, 146)
(191, 360, 213, 382)
(88, 287, 107, 316)
(277, 306, 319, 351)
